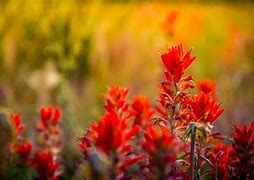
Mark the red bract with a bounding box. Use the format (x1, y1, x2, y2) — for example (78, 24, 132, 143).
(14, 141, 32, 162)
(93, 112, 140, 156)
(36, 106, 62, 156)
(142, 125, 188, 178)
(131, 96, 154, 126)
(31, 151, 59, 180)
(101, 86, 129, 114)
(208, 144, 230, 180)
(184, 92, 224, 124)
(197, 79, 216, 96)
(161, 44, 195, 83)
(39, 107, 62, 129)
(10, 114, 24, 137)
(230, 122, 254, 179)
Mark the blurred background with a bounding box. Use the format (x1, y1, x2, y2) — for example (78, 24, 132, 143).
(0, 0, 254, 178)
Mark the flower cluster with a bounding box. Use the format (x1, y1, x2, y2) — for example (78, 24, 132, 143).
(3, 44, 254, 179)
(79, 44, 254, 179)
(6, 107, 62, 180)
(36, 107, 62, 157)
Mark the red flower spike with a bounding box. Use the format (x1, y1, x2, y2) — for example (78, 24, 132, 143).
(131, 96, 154, 126)
(101, 86, 129, 114)
(142, 125, 188, 178)
(161, 44, 195, 82)
(184, 92, 224, 124)
(15, 141, 32, 161)
(39, 107, 62, 128)
(31, 151, 59, 180)
(230, 122, 254, 179)
(94, 112, 139, 155)
(208, 144, 230, 180)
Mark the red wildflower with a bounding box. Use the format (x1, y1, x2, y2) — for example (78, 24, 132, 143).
(10, 114, 24, 137)
(101, 86, 129, 114)
(36, 107, 62, 162)
(161, 44, 195, 83)
(197, 79, 216, 96)
(93, 112, 140, 156)
(142, 125, 188, 178)
(230, 122, 254, 179)
(15, 141, 32, 162)
(39, 107, 61, 129)
(208, 144, 230, 180)
(131, 96, 154, 126)
(184, 92, 224, 124)
(31, 151, 59, 180)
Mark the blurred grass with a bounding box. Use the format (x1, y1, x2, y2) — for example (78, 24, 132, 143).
(0, 0, 254, 178)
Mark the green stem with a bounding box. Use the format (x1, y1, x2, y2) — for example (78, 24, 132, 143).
(190, 127, 196, 180)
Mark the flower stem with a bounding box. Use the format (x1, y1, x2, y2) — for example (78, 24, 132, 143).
(190, 126, 196, 180)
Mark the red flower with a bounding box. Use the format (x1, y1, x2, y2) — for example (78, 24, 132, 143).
(101, 86, 129, 114)
(184, 92, 224, 124)
(208, 144, 230, 180)
(161, 44, 195, 82)
(36, 107, 62, 162)
(15, 141, 32, 161)
(131, 96, 154, 126)
(10, 114, 24, 137)
(142, 125, 188, 178)
(94, 112, 140, 155)
(39, 107, 61, 129)
(31, 151, 59, 180)
(230, 122, 254, 179)
(197, 79, 216, 96)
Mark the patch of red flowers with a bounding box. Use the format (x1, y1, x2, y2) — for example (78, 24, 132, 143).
(4, 44, 254, 179)
(6, 107, 62, 180)
(79, 44, 253, 179)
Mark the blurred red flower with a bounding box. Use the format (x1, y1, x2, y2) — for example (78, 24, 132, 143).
(31, 151, 59, 180)
(230, 122, 254, 179)
(142, 125, 188, 178)
(131, 96, 154, 126)
(39, 107, 61, 129)
(197, 79, 216, 96)
(10, 114, 24, 137)
(14, 141, 32, 162)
